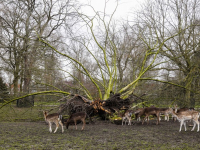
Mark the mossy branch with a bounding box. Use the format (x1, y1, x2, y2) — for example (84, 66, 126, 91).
(0, 91, 70, 109)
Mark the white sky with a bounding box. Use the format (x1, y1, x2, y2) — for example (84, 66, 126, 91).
(79, 0, 145, 20)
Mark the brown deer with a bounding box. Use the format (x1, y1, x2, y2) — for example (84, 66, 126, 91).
(134, 108, 145, 122)
(43, 111, 64, 133)
(135, 106, 158, 122)
(64, 112, 86, 130)
(142, 107, 161, 125)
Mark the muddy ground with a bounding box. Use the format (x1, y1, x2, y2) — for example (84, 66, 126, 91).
(0, 119, 200, 150)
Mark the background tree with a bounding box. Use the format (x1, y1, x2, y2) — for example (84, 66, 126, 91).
(134, 0, 200, 107)
(39, 1, 176, 102)
(0, 74, 8, 103)
(0, 0, 78, 107)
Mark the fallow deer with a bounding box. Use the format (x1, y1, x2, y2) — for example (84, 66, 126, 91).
(135, 106, 159, 122)
(173, 105, 195, 122)
(142, 107, 161, 125)
(122, 110, 133, 125)
(169, 108, 200, 132)
(134, 108, 145, 122)
(159, 108, 171, 121)
(64, 112, 86, 130)
(43, 111, 64, 133)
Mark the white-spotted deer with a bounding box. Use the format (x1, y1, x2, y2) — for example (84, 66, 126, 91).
(159, 108, 171, 121)
(122, 110, 133, 125)
(43, 111, 64, 133)
(169, 108, 200, 132)
(173, 105, 195, 122)
(64, 112, 86, 130)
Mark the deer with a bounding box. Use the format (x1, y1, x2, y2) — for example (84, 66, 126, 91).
(159, 108, 171, 121)
(63, 112, 86, 130)
(173, 104, 195, 122)
(134, 108, 145, 122)
(43, 111, 64, 133)
(169, 108, 200, 132)
(142, 107, 161, 125)
(135, 106, 160, 122)
(122, 110, 133, 125)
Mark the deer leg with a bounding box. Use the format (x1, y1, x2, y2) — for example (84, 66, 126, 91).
(75, 120, 77, 130)
(49, 122, 52, 133)
(128, 118, 131, 125)
(197, 120, 199, 132)
(156, 116, 159, 125)
(127, 117, 130, 125)
(126, 117, 128, 125)
(138, 117, 141, 122)
(179, 121, 183, 132)
(54, 122, 59, 133)
(142, 116, 147, 125)
(183, 122, 187, 131)
(191, 121, 196, 131)
(59, 120, 64, 133)
(165, 114, 169, 121)
(82, 119, 86, 130)
(143, 115, 149, 125)
(159, 116, 161, 121)
(156, 114, 160, 125)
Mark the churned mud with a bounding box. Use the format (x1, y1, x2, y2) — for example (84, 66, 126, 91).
(0, 120, 200, 150)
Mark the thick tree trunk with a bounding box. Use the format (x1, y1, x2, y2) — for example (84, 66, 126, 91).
(17, 54, 34, 107)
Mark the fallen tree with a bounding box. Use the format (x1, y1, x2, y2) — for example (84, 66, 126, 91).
(58, 93, 132, 120)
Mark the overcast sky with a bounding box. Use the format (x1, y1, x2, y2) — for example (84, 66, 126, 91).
(79, 0, 145, 20)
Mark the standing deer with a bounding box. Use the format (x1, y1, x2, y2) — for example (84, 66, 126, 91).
(43, 111, 64, 133)
(159, 108, 171, 121)
(64, 112, 87, 130)
(169, 108, 200, 132)
(173, 104, 195, 122)
(122, 110, 133, 125)
(134, 108, 145, 122)
(142, 107, 161, 125)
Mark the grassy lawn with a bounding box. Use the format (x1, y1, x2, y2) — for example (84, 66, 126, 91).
(0, 102, 59, 122)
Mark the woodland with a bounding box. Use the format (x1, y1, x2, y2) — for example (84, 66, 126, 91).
(0, 0, 200, 109)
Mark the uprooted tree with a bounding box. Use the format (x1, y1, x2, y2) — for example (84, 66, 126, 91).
(57, 93, 132, 119)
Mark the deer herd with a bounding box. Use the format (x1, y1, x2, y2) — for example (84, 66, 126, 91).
(43, 104, 200, 133)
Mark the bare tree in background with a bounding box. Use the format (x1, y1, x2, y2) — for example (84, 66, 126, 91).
(134, 0, 200, 107)
(0, 0, 78, 107)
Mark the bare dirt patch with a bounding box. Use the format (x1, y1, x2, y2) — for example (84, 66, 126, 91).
(0, 120, 200, 150)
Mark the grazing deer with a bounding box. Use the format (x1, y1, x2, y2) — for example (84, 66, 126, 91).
(64, 112, 86, 130)
(122, 110, 133, 125)
(134, 108, 145, 122)
(142, 107, 161, 125)
(135, 106, 159, 122)
(169, 108, 200, 132)
(43, 111, 64, 133)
